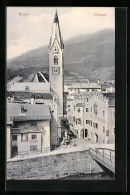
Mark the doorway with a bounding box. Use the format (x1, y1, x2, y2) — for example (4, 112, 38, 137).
(12, 146, 18, 157)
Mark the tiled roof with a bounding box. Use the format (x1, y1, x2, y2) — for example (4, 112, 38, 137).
(7, 103, 51, 123)
(30, 71, 49, 83)
(54, 10, 59, 23)
(8, 76, 23, 83)
(7, 92, 53, 100)
(34, 93, 53, 99)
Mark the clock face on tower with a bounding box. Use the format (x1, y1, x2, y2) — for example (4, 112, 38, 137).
(52, 67, 60, 75)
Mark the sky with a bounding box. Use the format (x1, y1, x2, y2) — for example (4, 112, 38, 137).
(7, 7, 115, 59)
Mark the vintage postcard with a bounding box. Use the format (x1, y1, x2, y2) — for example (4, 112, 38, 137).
(6, 7, 115, 181)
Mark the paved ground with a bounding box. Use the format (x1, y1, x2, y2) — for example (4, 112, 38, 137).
(8, 135, 114, 162)
(8, 122, 114, 162)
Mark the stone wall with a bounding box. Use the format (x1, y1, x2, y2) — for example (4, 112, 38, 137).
(7, 150, 103, 180)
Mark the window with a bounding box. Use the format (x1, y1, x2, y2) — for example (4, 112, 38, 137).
(86, 98, 89, 102)
(12, 135, 17, 141)
(93, 103, 97, 115)
(68, 108, 70, 111)
(103, 110, 105, 117)
(25, 86, 29, 92)
(86, 120, 89, 124)
(32, 134, 37, 139)
(75, 130, 78, 134)
(73, 117, 75, 122)
(95, 123, 98, 129)
(86, 108, 89, 112)
(106, 130, 109, 136)
(21, 134, 28, 142)
(90, 121, 92, 126)
(76, 118, 82, 125)
(103, 126, 105, 132)
(54, 55, 58, 65)
(54, 47, 58, 52)
(77, 108, 80, 112)
(93, 122, 95, 128)
(30, 145, 37, 151)
(91, 107, 92, 112)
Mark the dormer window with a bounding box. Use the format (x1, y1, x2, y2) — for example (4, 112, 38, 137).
(54, 55, 58, 65)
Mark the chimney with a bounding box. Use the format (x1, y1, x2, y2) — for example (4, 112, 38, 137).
(97, 79, 100, 85)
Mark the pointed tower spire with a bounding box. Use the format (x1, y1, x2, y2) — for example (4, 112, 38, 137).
(48, 10, 64, 50)
(54, 10, 59, 23)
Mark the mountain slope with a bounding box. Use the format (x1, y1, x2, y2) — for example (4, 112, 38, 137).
(7, 29, 115, 82)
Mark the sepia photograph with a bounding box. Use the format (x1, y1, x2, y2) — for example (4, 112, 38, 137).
(6, 7, 115, 181)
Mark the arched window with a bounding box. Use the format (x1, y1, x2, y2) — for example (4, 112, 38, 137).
(54, 56, 58, 65)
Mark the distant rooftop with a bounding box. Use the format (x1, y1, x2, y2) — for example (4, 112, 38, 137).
(75, 103, 84, 107)
(8, 76, 23, 83)
(7, 103, 51, 123)
(101, 83, 115, 90)
(68, 82, 101, 89)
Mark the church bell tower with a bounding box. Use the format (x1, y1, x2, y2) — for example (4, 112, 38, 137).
(48, 10, 64, 117)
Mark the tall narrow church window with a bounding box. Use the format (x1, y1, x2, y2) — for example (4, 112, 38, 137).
(54, 56, 58, 65)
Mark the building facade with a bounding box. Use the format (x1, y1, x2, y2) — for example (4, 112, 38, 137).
(67, 90, 115, 144)
(6, 103, 52, 160)
(7, 71, 50, 93)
